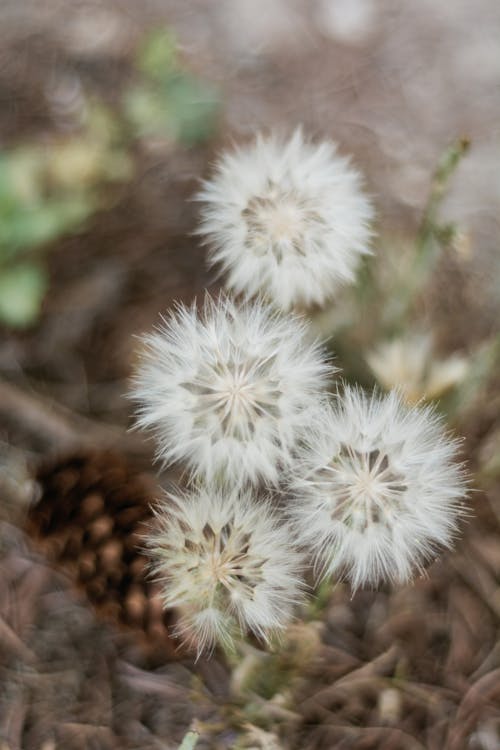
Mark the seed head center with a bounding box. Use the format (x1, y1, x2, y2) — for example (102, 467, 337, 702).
(224, 372, 252, 403)
(265, 202, 303, 242)
(244, 187, 313, 260)
(349, 452, 395, 504)
(354, 469, 381, 497)
(328, 446, 408, 528)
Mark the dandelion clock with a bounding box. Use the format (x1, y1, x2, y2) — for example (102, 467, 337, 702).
(131, 295, 332, 486)
(197, 129, 374, 311)
(146, 485, 305, 655)
(290, 387, 467, 588)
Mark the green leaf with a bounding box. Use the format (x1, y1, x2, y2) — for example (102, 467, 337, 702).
(0, 146, 45, 204)
(0, 193, 94, 257)
(163, 73, 219, 144)
(137, 28, 178, 81)
(0, 263, 48, 328)
(124, 76, 219, 145)
(123, 85, 172, 138)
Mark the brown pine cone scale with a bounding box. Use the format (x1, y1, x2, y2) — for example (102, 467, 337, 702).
(25, 450, 183, 665)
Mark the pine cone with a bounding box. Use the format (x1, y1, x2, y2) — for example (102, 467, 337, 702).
(25, 450, 182, 664)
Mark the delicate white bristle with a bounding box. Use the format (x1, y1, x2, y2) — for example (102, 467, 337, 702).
(196, 129, 374, 311)
(131, 294, 333, 486)
(146, 485, 305, 656)
(289, 387, 467, 588)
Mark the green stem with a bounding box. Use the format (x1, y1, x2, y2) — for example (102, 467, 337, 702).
(416, 136, 470, 263)
(385, 137, 470, 336)
(178, 731, 199, 750)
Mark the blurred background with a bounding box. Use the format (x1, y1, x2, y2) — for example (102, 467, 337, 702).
(0, 1, 499, 749)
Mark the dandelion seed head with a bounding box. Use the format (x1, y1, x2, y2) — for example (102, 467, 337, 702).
(196, 129, 374, 311)
(131, 295, 332, 486)
(290, 387, 467, 588)
(147, 486, 305, 655)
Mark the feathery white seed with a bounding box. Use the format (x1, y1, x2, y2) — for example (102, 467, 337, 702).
(131, 295, 333, 486)
(196, 129, 374, 311)
(289, 387, 467, 588)
(146, 485, 305, 655)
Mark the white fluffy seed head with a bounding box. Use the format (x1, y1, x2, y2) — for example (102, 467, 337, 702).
(146, 485, 305, 656)
(130, 295, 332, 486)
(289, 387, 467, 588)
(196, 129, 374, 311)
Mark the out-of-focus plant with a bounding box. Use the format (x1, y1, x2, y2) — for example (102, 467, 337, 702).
(441, 334, 500, 420)
(123, 28, 219, 145)
(308, 137, 498, 420)
(0, 106, 131, 327)
(0, 103, 131, 328)
(0, 27, 220, 329)
(313, 138, 470, 347)
(178, 731, 199, 750)
(366, 332, 469, 404)
(385, 138, 471, 330)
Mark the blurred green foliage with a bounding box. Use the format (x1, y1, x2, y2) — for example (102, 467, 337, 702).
(0, 104, 129, 327)
(0, 146, 94, 328)
(314, 140, 470, 370)
(124, 28, 219, 144)
(0, 263, 48, 328)
(0, 27, 220, 329)
(313, 138, 498, 422)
